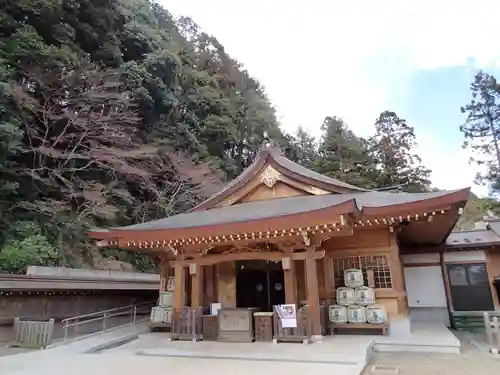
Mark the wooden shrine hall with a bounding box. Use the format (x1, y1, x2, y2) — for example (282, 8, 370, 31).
(89, 141, 470, 342)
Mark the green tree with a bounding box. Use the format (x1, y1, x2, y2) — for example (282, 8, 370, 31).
(0, 0, 288, 273)
(0, 221, 60, 274)
(460, 71, 500, 194)
(288, 126, 317, 169)
(316, 116, 378, 189)
(370, 111, 431, 192)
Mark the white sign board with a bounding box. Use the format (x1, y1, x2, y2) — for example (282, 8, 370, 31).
(211, 302, 222, 316)
(276, 304, 297, 328)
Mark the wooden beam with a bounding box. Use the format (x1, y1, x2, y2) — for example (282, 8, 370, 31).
(170, 250, 325, 267)
(179, 236, 309, 253)
(305, 247, 321, 336)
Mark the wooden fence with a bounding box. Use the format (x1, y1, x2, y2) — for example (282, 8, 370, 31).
(273, 305, 310, 344)
(170, 307, 202, 342)
(484, 312, 500, 354)
(11, 318, 55, 349)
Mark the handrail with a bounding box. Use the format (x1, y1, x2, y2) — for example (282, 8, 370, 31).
(62, 301, 155, 322)
(61, 300, 156, 342)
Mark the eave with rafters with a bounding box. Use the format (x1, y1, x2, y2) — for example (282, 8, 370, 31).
(88, 140, 470, 254)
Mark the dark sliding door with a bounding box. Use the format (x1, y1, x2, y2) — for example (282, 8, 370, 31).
(447, 263, 494, 311)
(236, 260, 285, 311)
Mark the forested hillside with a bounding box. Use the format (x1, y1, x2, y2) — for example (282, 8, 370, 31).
(455, 193, 500, 230)
(0, 0, 490, 273)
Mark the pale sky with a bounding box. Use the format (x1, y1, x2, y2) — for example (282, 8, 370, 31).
(162, 0, 500, 196)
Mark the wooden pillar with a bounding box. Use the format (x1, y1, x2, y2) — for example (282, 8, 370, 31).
(204, 265, 216, 304)
(159, 258, 170, 293)
(283, 258, 297, 304)
(323, 256, 335, 305)
(191, 264, 204, 308)
(173, 263, 185, 309)
(388, 236, 407, 316)
(296, 260, 306, 303)
(217, 262, 236, 307)
(485, 250, 500, 309)
(305, 247, 321, 336)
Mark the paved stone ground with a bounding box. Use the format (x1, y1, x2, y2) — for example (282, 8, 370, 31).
(3, 326, 500, 375)
(4, 352, 365, 375)
(364, 331, 500, 375)
(365, 351, 500, 375)
(0, 345, 33, 357)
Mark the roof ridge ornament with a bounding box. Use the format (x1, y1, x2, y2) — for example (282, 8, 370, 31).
(261, 131, 283, 154)
(260, 165, 281, 188)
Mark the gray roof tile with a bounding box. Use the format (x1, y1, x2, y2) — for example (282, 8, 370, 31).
(272, 151, 369, 191)
(112, 189, 465, 232)
(192, 146, 369, 211)
(445, 229, 500, 247)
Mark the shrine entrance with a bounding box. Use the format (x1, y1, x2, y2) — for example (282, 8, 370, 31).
(236, 260, 285, 311)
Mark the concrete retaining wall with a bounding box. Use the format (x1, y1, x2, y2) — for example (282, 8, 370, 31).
(26, 266, 160, 282)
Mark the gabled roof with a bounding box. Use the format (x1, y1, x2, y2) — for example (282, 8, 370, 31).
(192, 144, 369, 211)
(89, 188, 469, 240)
(88, 139, 471, 247)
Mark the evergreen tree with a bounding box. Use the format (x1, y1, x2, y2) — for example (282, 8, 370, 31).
(460, 71, 500, 194)
(370, 111, 431, 192)
(0, 0, 287, 272)
(316, 116, 378, 189)
(288, 126, 317, 169)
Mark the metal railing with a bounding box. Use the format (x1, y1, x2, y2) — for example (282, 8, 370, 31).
(61, 300, 156, 342)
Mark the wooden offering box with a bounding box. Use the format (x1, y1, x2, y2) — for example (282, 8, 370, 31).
(254, 312, 274, 341)
(217, 308, 256, 342)
(201, 315, 218, 341)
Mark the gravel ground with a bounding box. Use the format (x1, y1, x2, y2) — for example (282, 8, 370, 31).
(364, 331, 500, 375)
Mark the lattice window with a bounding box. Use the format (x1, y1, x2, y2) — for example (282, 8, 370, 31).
(332, 254, 392, 289)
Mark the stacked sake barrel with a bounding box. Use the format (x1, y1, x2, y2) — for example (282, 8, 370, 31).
(328, 268, 387, 325)
(150, 276, 174, 324)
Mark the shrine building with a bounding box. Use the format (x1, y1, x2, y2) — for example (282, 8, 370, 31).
(89, 141, 474, 341)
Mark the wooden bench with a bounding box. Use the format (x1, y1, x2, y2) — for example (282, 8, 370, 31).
(330, 323, 388, 336)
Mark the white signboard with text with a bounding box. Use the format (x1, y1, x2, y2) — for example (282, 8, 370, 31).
(276, 304, 297, 328)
